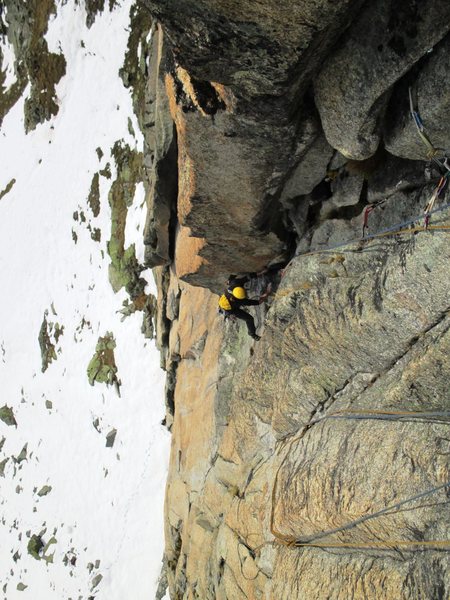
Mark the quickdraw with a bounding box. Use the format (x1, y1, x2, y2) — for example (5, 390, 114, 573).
(423, 169, 450, 228)
(362, 198, 386, 237)
(408, 87, 439, 161)
(409, 86, 450, 226)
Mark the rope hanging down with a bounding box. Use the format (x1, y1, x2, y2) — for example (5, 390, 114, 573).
(269, 410, 450, 551)
(310, 409, 450, 426)
(272, 478, 450, 550)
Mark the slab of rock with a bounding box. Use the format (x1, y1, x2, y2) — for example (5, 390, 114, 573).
(272, 548, 450, 600)
(165, 71, 288, 290)
(160, 209, 450, 599)
(270, 310, 450, 598)
(143, 26, 178, 268)
(273, 418, 450, 543)
(280, 133, 333, 205)
(320, 172, 365, 218)
(141, 0, 368, 288)
(143, 3, 450, 598)
(308, 217, 359, 250)
(142, 0, 365, 109)
(367, 153, 429, 203)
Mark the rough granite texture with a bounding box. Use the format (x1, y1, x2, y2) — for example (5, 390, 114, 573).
(5, 1, 449, 598)
(314, 0, 450, 160)
(385, 32, 450, 161)
(142, 1, 450, 598)
(160, 217, 450, 600)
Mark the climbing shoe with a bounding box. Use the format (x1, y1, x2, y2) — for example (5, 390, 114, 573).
(251, 334, 261, 341)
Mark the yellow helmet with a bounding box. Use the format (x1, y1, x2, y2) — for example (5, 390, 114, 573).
(232, 286, 246, 300)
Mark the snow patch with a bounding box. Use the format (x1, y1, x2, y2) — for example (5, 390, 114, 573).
(0, 2, 169, 599)
(124, 181, 147, 263)
(1, 34, 17, 89)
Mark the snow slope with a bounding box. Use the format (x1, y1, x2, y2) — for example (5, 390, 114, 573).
(0, 2, 170, 598)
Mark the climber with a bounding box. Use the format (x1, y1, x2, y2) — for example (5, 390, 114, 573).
(218, 274, 269, 341)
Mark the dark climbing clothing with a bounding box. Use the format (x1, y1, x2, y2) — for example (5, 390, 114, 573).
(220, 294, 259, 336)
(231, 307, 258, 338)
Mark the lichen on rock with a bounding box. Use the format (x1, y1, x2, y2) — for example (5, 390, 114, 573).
(37, 485, 52, 497)
(107, 141, 146, 297)
(14, 443, 27, 464)
(0, 404, 17, 427)
(27, 534, 44, 560)
(0, 178, 16, 201)
(0, 457, 8, 476)
(104, 137, 159, 336)
(16, 582, 27, 592)
(87, 172, 101, 217)
(2, 0, 66, 131)
(87, 332, 121, 394)
(38, 311, 64, 373)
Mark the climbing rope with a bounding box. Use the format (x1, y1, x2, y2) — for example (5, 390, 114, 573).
(423, 172, 450, 226)
(278, 539, 450, 550)
(276, 203, 450, 297)
(279, 201, 450, 271)
(408, 87, 441, 162)
(272, 476, 450, 550)
(310, 409, 450, 426)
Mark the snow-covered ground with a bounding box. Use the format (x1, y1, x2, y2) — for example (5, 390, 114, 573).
(0, 2, 170, 599)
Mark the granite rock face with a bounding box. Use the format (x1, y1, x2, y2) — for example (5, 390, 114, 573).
(143, 0, 364, 107)
(142, 0, 450, 290)
(142, 25, 178, 268)
(140, 1, 450, 598)
(385, 32, 450, 161)
(142, 0, 371, 290)
(159, 214, 450, 599)
(314, 0, 450, 160)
